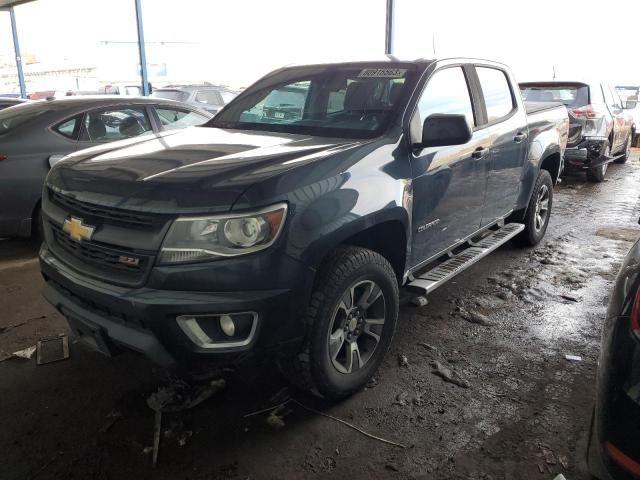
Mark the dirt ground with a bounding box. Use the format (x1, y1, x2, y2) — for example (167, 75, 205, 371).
(2, 152, 640, 480)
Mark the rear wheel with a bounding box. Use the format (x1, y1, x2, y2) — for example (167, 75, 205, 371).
(587, 142, 610, 182)
(614, 134, 632, 164)
(517, 169, 553, 247)
(281, 246, 399, 399)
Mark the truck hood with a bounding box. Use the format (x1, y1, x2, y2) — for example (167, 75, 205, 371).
(47, 127, 364, 213)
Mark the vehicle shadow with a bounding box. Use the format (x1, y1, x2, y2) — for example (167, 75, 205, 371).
(0, 238, 40, 262)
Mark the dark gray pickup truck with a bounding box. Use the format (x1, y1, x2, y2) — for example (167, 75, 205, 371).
(39, 58, 569, 399)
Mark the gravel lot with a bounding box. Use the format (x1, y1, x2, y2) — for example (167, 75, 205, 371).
(2, 152, 640, 480)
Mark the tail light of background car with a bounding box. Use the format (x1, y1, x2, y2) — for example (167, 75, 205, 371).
(570, 104, 604, 119)
(0, 154, 7, 161)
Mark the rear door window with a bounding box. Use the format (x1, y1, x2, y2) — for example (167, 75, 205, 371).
(53, 114, 82, 139)
(155, 107, 209, 130)
(476, 67, 515, 123)
(81, 107, 152, 141)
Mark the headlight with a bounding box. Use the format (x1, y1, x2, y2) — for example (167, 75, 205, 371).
(160, 203, 288, 264)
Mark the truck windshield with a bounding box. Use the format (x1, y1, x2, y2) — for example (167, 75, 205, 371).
(520, 83, 589, 108)
(209, 64, 416, 138)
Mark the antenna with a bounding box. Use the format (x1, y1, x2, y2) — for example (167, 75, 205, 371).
(432, 33, 436, 56)
(552, 65, 556, 80)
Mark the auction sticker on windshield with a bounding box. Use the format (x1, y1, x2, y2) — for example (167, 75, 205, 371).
(358, 68, 407, 78)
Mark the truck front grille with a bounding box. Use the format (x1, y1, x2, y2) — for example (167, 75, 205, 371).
(49, 189, 154, 228)
(49, 223, 154, 287)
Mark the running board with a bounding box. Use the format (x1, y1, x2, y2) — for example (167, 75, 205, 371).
(407, 223, 524, 295)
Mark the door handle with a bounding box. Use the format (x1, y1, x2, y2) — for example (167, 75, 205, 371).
(514, 132, 526, 143)
(471, 147, 486, 159)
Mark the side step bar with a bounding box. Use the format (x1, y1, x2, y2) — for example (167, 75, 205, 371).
(407, 223, 524, 295)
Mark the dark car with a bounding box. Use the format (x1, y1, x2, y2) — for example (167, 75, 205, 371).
(0, 97, 27, 110)
(0, 96, 212, 239)
(150, 84, 237, 115)
(589, 237, 640, 479)
(520, 81, 634, 182)
(40, 59, 568, 399)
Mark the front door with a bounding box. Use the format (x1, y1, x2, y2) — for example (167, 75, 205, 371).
(410, 66, 490, 267)
(475, 66, 529, 225)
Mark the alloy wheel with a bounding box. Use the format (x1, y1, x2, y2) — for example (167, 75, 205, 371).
(534, 184, 550, 232)
(328, 280, 386, 374)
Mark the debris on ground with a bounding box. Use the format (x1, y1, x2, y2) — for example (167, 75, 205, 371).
(553, 474, 568, 480)
(146, 378, 226, 413)
(564, 354, 582, 362)
(539, 444, 557, 465)
(36, 334, 69, 365)
(0, 315, 46, 335)
(559, 293, 580, 302)
(398, 354, 409, 367)
(290, 398, 408, 448)
(596, 226, 640, 242)
(417, 342, 437, 352)
(411, 296, 428, 307)
(461, 310, 493, 326)
(365, 376, 378, 389)
(431, 361, 470, 389)
(0, 321, 26, 334)
(99, 409, 122, 433)
(12, 345, 36, 360)
(394, 392, 409, 406)
(558, 454, 569, 469)
(266, 411, 286, 429)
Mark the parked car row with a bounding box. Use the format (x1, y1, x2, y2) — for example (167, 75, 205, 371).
(520, 80, 635, 182)
(0, 96, 212, 239)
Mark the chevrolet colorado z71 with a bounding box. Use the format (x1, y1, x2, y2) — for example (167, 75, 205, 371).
(40, 59, 569, 399)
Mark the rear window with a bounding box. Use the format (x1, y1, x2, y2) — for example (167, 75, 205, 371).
(150, 90, 189, 102)
(520, 84, 589, 108)
(0, 104, 48, 134)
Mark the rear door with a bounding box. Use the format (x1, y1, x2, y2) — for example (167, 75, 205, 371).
(603, 84, 625, 153)
(409, 65, 491, 266)
(475, 66, 528, 225)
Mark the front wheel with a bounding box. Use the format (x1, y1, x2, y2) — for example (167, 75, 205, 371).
(281, 246, 399, 399)
(516, 169, 553, 247)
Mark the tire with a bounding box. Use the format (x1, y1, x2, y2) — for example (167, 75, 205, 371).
(587, 142, 610, 182)
(281, 246, 399, 400)
(614, 134, 632, 164)
(516, 169, 553, 247)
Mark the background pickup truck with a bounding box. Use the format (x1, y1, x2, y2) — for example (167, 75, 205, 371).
(40, 58, 569, 399)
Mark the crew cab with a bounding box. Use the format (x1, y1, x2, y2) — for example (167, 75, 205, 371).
(40, 58, 568, 399)
(521, 81, 634, 182)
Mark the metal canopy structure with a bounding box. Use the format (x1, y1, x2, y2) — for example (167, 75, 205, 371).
(0, 0, 150, 98)
(2, 1, 394, 98)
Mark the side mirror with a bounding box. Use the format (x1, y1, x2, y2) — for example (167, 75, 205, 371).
(419, 114, 472, 148)
(624, 99, 638, 110)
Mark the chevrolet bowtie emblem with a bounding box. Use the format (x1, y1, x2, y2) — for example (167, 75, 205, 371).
(62, 217, 95, 242)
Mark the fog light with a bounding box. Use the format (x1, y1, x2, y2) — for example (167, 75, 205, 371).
(219, 315, 235, 337)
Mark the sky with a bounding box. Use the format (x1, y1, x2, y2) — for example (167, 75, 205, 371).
(0, 0, 638, 90)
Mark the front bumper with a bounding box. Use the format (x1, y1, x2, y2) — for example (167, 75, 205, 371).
(564, 137, 609, 170)
(40, 243, 315, 369)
